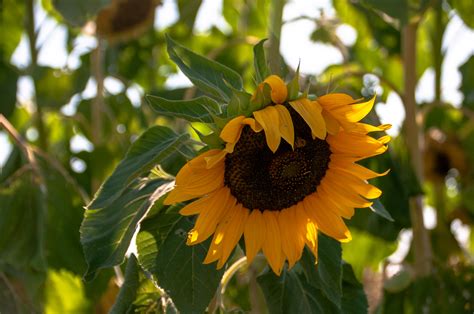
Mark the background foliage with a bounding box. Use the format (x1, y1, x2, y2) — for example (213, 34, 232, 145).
(1, 0, 473, 313)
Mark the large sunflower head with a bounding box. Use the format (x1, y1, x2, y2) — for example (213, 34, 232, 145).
(164, 74, 390, 275)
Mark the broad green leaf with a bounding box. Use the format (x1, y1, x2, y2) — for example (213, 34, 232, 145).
(0, 172, 46, 272)
(460, 56, 474, 110)
(136, 205, 224, 313)
(110, 255, 140, 314)
(166, 36, 244, 102)
(146, 95, 221, 123)
(81, 179, 171, 280)
(341, 263, 368, 314)
(176, 0, 203, 31)
(88, 126, 190, 209)
(257, 267, 339, 314)
(226, 88, 252, 117)
(361, 0, 408, 26)
(342, 230, 397, 278)
(52, 0, 110, 26)
(449, 0, 474, 29)
(45, 270, 90, 314)
(253, 39, 269, 83)
(0, 59, 18, 118)
(34, 64, 89, 108)
(300, 234, 343, 308)
(0, 0, 24, 60)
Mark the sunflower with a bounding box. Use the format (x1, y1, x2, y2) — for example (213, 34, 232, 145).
(164, 75, 390, 275)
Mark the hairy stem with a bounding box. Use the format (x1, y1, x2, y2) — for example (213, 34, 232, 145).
(402, 22, 432, 277)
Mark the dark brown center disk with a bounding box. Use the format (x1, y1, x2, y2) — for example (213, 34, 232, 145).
(224, 104, 331, 211)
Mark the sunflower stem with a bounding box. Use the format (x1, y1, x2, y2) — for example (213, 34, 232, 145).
(267, 0, 285, 75)
(402, 22, 433, 277)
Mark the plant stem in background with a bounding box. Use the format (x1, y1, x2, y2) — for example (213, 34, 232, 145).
(433, 0, 443, 104)
(26, 0, 47, 150)
(91, 39, 105, 192)
(402, 22, 433, 277)
(267, 0, 285, 76)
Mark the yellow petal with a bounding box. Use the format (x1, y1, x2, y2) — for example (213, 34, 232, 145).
(244, 209, 265, 264)
(327, 132, 387, 158)
(220, 116, 246, 144)
(204, 150, 227, 169)
(253, 106, 281, 153)
(316, 187, 355, 219)
(332, 170, 382, 199)
(322, 173, 374, 208)
(203, 232, 222, 264)
(352, 123, 392, 134)
(275, 104, 295, 148)
(278, 207, 302, 269)
(187, 187, 235, 245)
(264, 75, 288, 104)
(242, 117, 263, 132)
(164, 188, 197, 204)
(322, 109, 341, 135)
(262, 210, 284, 275)
(330, 157, 390, 180)
(216, 205, 249, 268)
(289, 99, 327, 140)
(303, 195, 352, 243)
(317, 93, 357, 110)
(344, 95, 376, 122)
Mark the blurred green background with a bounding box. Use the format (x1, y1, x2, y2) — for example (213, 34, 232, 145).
(1, 0, 474, 312)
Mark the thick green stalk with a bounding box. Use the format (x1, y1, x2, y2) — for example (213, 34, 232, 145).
(402, 22, 433, 277)
(267, 0, 285, 75)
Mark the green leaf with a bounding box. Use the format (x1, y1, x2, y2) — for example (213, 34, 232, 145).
(341, 263, 369, 314)
(176, 0, 203, 32)
(460, 56, 474, 109)
(257, 267, 339, 314)
(0, 0, 25, 60)
(226, 88, 252, 117)
(249, 82, 272, 111)
(136, 205, 224, 313)
(45, 270, 91, 314)
(0, 172, 46, 272)
(449, 0, 474, 29)
(361, 0, 408, 26)
(81, 179, 171, 280)
(253, 38, 269, 83)
(88, 126, 190, 209)
(370, 198, 394, 221)
(34, 64, 90, 108)
(300, 234, 343, 308)
(0, 60, 18, 118)
(166, 36, 244, 102)
(110, 255, 140, 314)
(146, 95, 221, 123)
(287, 63, 300, 101)
(52, 0, 110, 26)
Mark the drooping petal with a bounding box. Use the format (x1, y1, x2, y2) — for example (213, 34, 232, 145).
(289, 98, 327, 139)
(253, 105, 281, 152)
(264, 75, 288, 104)
(216, 205, 249, 268)
(187, 187, 235, 245)
(275, 104, 295, 148)
(331, 170, 382, 199)
(262, 210, 284, 275)
(327, 132, 388, 158)
(278, 207, 304, 269)
(294, 202, 318, 259)
(343, 95, 376, 122)
(220, 116, 246, 144)
(330, 157, 390, 180)
(244, 209, 265, 264)
(303, 194, 352, 243)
